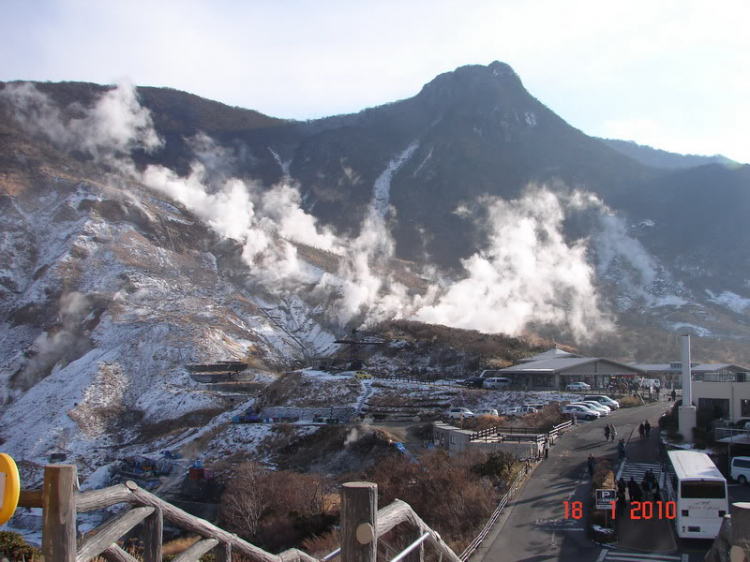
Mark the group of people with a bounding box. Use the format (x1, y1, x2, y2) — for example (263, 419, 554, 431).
(616, 469, 661, 513)
(638, 420, 652, 439)
(603, 424, 617, 441)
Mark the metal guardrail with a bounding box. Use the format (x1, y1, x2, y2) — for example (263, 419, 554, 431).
(389, 532, 431, 562)
(471, 420, 573, 442)
(715, 427, 750, 441)
(548, 420, 573, 438)
(459, 419, 576, 561)
(375, 374, 464, 388)
(321, 548, 341, 561)
(459, 465, 528, 561)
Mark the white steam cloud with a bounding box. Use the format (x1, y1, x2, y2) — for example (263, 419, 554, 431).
(16, 292, 92, 391)
(595, 213, 657, 296)
(2, 81, 661, 341)
(414, 188, 612, 339)
(1, 81, 162, 160)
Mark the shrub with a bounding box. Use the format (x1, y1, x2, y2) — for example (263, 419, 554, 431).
(0, 531, 39, 561)
(365, 450, 498, 547)
(692, 427, 709, 449)
(618, 397, 643, 408)
(220, 461, 331, 551)
(302, 530, 340, 558)
(472, 451, 516, 483)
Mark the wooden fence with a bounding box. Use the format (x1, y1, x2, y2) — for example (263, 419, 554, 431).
(18, 467, 462, 562)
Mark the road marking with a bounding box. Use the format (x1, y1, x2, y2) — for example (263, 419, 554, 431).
(616, 461, 663, 484)
(597, 550, 609, 562)
(600, 551, 682, 562)
(681, 556, 688, 562)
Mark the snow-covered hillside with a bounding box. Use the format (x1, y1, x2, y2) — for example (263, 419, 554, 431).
(0, 167, 338, 485)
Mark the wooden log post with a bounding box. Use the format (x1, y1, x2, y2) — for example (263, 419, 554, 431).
(341, 482, 377, 562)
(142, 507, 163, 562)
(214, 541, 232, 562)
(76, 506, 155, 562)
(43, 464, 78, 562)
(101, 544, 141, 562)
(171, 538, 220, 562)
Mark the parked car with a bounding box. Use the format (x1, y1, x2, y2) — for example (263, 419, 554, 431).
(483, 377, 511, 389)
(459, 377, 486, 388)
(355, 372, 373, 380)
(573, 401, 611, 416)
(563, 405, 600, 420)
(733, 419, 750, 429)
(475, 408, 499, 416)
(448, 407, 474, 420)
(731, 456, 750, 485)
(566, 382, 591, 391)
(505, 405, 537, 416)
(584, 395, 620, 410)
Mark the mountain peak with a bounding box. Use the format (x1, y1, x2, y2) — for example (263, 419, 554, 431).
(416, 61, 526, 107)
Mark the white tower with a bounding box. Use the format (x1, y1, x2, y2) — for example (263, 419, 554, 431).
(678, 334, 697, 441)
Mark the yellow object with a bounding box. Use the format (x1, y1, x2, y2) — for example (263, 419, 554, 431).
(355, 372, 373, 380)
(0, 453, 21, 525)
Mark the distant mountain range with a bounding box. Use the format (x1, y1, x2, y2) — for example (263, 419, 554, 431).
(598, 138, 739, 170)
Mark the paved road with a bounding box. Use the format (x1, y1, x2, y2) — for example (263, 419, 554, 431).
(474, 401, 677, 562)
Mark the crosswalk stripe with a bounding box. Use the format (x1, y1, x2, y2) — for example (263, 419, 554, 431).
(603, 552, 681, 562)
(616, 461, 664, 484)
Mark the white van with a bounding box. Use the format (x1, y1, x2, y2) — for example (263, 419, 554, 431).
(730, 456, 750, 485)
(483, 377, 511, 389)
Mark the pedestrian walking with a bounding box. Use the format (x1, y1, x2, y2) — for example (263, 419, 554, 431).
(610, 425, 617, 442)
(618, 439, 626, 460)
(617, 488, 627, 515)
(638, 422, 645, 439)
(587, 454, 596, 478)
(604, 424, 611, 441)
(655, 386, 661, 401)
(645, 420, 651, 438)
(633, 480, 644, 503)
(627, 476, 639, 501)
(645, 469, 656, 484)
(642, 477, 652, 501)
(653, 480, 661, 502)
(671, 389, 677, 402)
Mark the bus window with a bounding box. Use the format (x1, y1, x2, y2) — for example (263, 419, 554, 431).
(681, 481, 726, 498)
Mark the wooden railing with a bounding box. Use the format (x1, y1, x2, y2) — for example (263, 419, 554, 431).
(19, 467, 462, 562)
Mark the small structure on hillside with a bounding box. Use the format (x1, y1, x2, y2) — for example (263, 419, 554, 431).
(432, 422, 547, 459)
(311, 356, 336, 370)
(333, 328, 385, 370)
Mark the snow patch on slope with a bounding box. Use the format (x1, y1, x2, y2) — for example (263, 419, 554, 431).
(268, 146, 291, 176)
(371, 141, 420, 218)
(706, 290, 750, 313)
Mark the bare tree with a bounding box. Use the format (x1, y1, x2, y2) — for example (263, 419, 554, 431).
(221, 461, 271, 538)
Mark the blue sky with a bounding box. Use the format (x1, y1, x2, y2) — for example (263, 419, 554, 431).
(2, 0, 748, 162)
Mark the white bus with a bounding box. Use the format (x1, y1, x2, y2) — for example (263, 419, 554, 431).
(665, 450, 729, 539)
